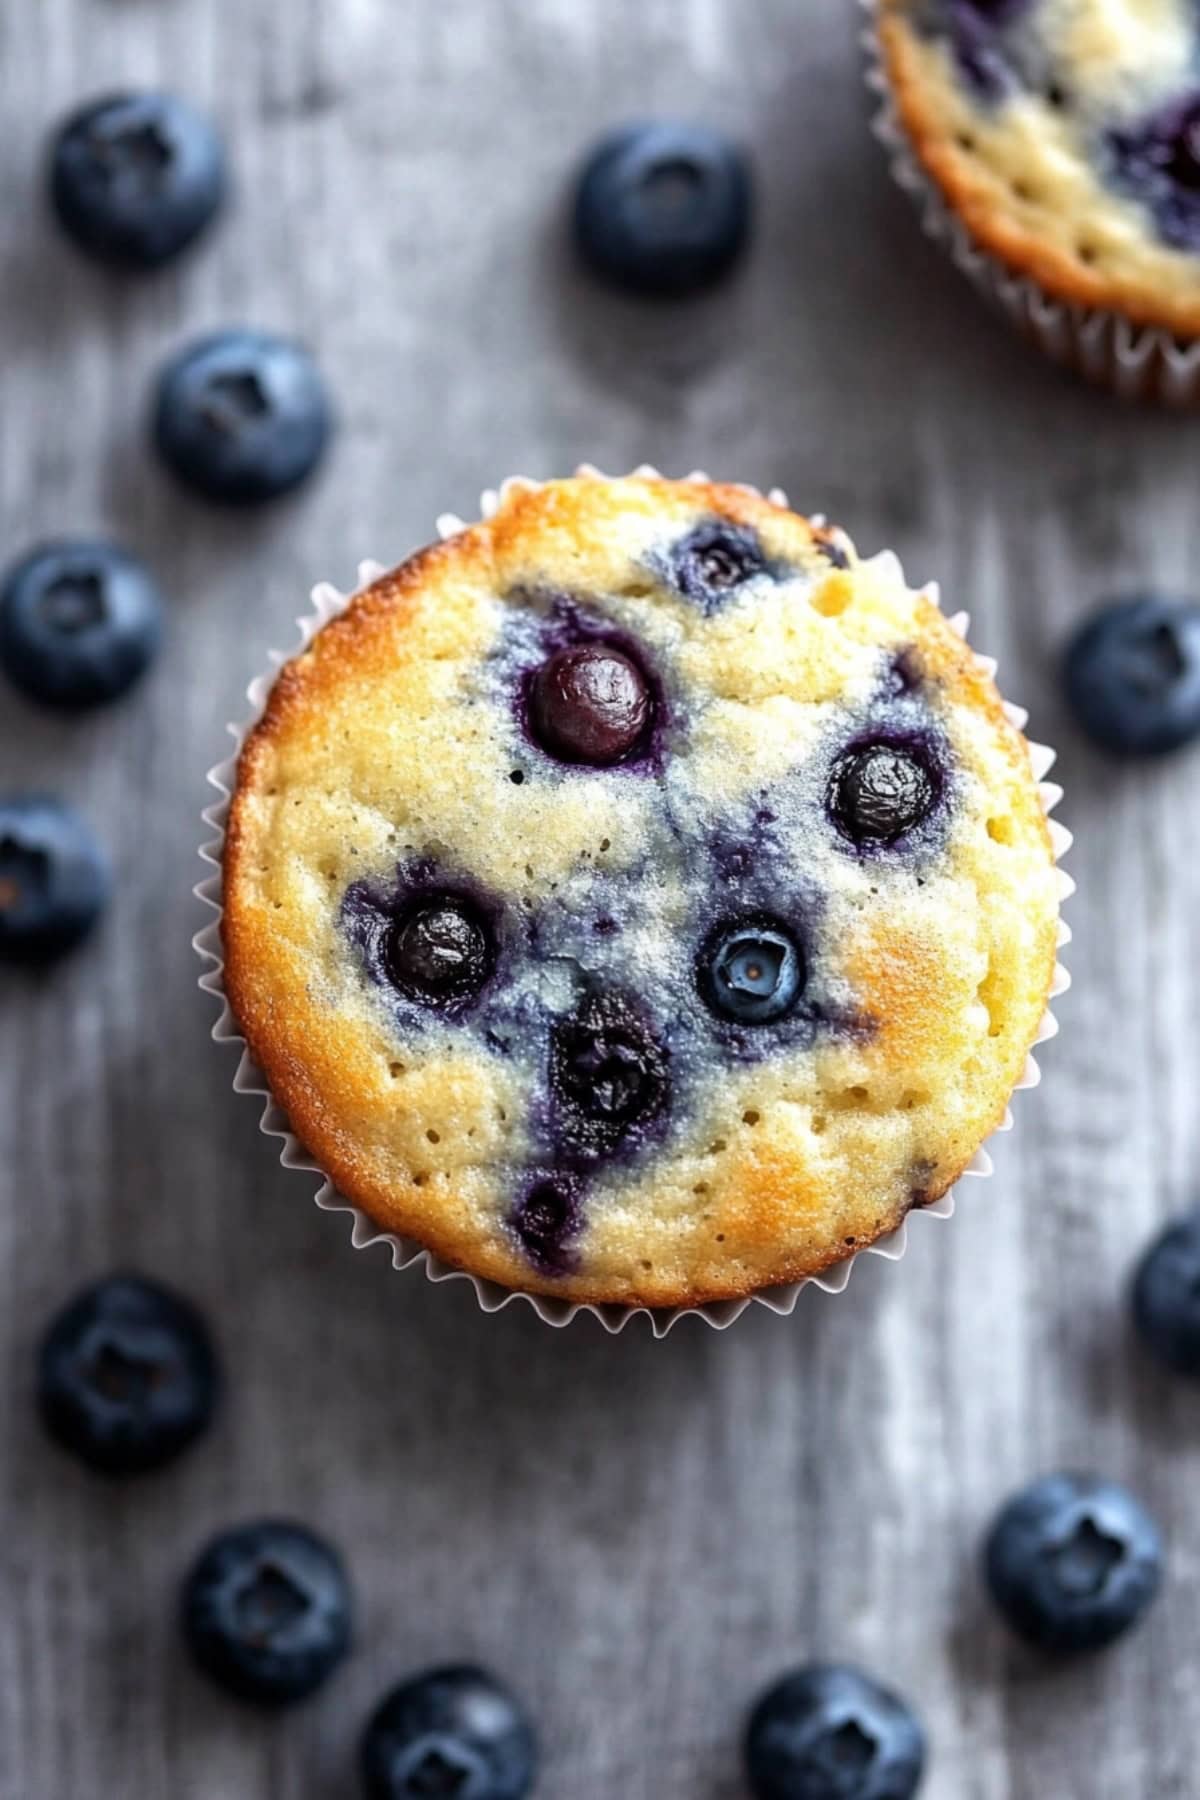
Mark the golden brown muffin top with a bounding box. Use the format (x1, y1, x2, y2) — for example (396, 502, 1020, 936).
(879, 0, 1200, 337)
(222, 475, 1063, 1308)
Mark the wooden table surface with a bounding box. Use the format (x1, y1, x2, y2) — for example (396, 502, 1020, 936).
(3, 2, 1199, 1795)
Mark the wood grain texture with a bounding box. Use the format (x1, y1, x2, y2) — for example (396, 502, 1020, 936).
(1, 2, 1197, 1795)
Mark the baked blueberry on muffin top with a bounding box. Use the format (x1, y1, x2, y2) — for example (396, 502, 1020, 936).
(877, 0, 1200, 336)
(221, 475, 1062, 1308)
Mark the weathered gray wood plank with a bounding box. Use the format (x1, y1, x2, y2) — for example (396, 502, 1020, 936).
(2, 1, 1197, 1795)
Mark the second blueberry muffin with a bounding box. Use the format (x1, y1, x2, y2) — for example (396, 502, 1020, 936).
(220, 475, 1063, 1308)
(874, 0, 1200, 393)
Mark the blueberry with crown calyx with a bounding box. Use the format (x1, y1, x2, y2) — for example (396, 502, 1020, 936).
(1, 541, 162, 709)
(154, 329, 331, 504)
(39, 1273, 219, 1474)
(574, 121, 753, 298)
(745, 1663, 926, 1800)
(50, 90, 225, 269)
(0, 797, 110, 962)
(984, 1473, 1163, 1653)
(699, 917, 805, 1026)
(361, 1664, 537, 1800)
(182, 1519, 352, 1704)
(1063, 597, 1200, 755)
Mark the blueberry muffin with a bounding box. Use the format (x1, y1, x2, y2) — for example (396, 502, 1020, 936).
(876, 0, 1200, 339)
(221, 475, 1063, 1309)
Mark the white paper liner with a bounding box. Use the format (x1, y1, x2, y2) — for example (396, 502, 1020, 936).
(861, 0, 1200, 407)
(194, 465, 1072, 1337)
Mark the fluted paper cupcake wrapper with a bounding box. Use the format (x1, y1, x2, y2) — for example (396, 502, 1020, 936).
(861, 0, 1200, 407)
(194, 465, 1072, 1338)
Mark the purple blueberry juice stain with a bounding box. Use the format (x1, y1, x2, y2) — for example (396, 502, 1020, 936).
(717, 842, 755, 882)
(690, 806, 857, 1059)
(921, 0, 1033, 100)
(1109, 95, 1200, 252)
(706, 799, 789, 891)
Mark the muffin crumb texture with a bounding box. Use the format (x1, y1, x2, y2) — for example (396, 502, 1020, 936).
(222, 475, 1061, 1307)
(878, 0, 1200, 336)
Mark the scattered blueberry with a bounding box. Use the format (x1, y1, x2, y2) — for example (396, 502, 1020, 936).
(50, 91, 225, 270)
(0, 796, 109, 962)
(551, 990, 670, 1158)
(361, 1665, 537, 1800)
(699, 917, 804, 1026)
(829, 741, 938, 846)
(528, 641, 652, 766)
(510, 1174, 583, 1276)
(1133, 1211, 1200, 1377)
(670, 520, 769, 611)
(154, 330, 332, 504)
(745, 1664, 926, 1800)
(1062, 597, 1200, 756)
(183, 1519, 352, 1705)
(984, 1473, 1163, 1654)
(387, 893, 495, 1011)
(573, 121, 753, 298)
(38, 1274, 218, 1475)
(0, 541, 162, 709)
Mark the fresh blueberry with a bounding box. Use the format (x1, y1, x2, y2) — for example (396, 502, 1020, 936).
(183, 1520, 352, 1705)
(0, 541, 162, 709)
(528, 641, 652, 766)
(387, 893, 495, 1011)
(1111, 96, 1200, 252)
(669, 520, 770, 612)
(360, 1665, 537, 1800)
(38, 1274, 218, 1475)
(49, 91, 225, 270)
(573, 121, 753, 298)
(699, 918, 805, 1026)
(550, 990, 670, 1159)
(0, 796, 109, 962)
(154, 330, 332, 504)
(1063, 597, 1200, 755)
(745, 1664, 926, 1800)
(510, 1173, 583, 1276)
(984, 1473, 1163, 1654)
(1133, 1211, 1200, 1377)
(829, 741, 938, 846)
